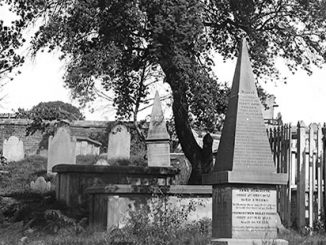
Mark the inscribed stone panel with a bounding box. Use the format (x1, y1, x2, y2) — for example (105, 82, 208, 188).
(232, 188, 277, 239)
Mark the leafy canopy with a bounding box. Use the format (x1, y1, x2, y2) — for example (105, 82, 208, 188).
(0, 3, 25, 78)
(5, 0, 326, 183)
(16, 101, 85, 135)
(5, 0, 317, 130)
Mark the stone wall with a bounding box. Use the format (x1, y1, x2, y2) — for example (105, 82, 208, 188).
(0, 119, 43, 155)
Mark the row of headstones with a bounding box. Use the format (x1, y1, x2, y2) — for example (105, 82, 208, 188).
(0, 116, 169, 168)
(1, 134, 100, 163)
(47, 123, 132, 172)
(47, 91, 171, 173)
(47, 124, 170, 172)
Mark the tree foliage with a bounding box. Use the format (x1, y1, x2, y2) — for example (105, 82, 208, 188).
(5, 0, 326, 183)
(16, 101, 84, 135)
(0, 3, 25, 78)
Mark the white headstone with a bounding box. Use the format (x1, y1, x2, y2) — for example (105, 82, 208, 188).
(80, 141, 88, 155)
(107, 124, 130, 160)
(75, 142, 81, 155)
(30, 176, 51, 193)
(47, 127, 76, 173)
(3, 136, 24, 162)
(95, 158, 109, 165)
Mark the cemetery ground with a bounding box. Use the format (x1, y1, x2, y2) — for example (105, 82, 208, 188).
(0, 157, 324, 245)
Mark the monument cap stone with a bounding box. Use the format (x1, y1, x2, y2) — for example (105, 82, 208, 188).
(203, 39, 287, 185)
(146, 91, 170, 141)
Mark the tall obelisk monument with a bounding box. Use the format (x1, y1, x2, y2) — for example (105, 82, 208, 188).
(203, 39, 288, 245)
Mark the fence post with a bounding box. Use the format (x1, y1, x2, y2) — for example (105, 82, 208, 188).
(279, 124, 286, 225)
(308, 124, 315, 229)
(296, 121, 306, 231)
(317, 124, 323, 221)
(286, 124, 292, 227)
(322, 124, 326, 228)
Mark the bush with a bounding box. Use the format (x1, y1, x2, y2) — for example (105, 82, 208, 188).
(107, 196, 211, 245)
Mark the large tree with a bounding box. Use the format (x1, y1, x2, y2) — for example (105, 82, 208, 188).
(4, 0, 326, 183)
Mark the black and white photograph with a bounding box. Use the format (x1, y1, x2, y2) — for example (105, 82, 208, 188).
(0, 1, 326, 244)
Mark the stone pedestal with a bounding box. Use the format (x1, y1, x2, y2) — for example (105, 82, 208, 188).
(211, 186, 287, 244)
(213, 186, 276, 239)
(147, 141, 170, 167)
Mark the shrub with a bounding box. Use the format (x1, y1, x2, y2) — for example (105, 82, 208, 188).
(107, 195, 211, 245)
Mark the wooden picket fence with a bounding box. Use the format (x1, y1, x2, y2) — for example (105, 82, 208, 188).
(267, 122, 326, 230)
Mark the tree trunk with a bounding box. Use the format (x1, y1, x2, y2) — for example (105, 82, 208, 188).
(171, 85, 202, 184)
(161, 60, 213, 184)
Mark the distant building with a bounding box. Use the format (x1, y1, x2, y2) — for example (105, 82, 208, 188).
(261, 95, 282, 126)
(0, 113, 17, 119)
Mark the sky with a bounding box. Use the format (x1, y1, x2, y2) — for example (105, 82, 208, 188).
(1, 6, 326, 125)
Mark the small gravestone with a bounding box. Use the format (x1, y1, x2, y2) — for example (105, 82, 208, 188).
(3, 136, 24, 162)
(203, 40, 288, 245)
(107, 124, 130, 161)
(30, 176, 51, 193)
(146, 91, 170, 167)
(47, 126, 76, 173)
(170, 153, 191, 184)
(95, 158, 109, 165)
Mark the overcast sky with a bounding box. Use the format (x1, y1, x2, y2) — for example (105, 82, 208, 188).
(1, 6, 326, 125)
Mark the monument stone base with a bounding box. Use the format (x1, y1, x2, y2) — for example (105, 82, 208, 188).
(211, 238, 288, 245)
(146, 140, 171, 167)
(212, 185, 287, 245)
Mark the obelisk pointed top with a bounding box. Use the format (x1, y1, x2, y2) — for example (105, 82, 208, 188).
(230, 39, 257, 98)
(210, 38, 277, 179)
(146, 91, 170, 141)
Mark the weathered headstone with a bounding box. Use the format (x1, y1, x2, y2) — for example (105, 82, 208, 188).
(75, 142, 81, 155)
(47, 126, 76, 173)
(81, 141, 88, 155)
(146, 91, 170, 167)
(107, 124, 130, 160)
(3, 136, 24, 162)
(30, 176, 51, 193)
(203, 40, 288, 245)
(170, 153, 192, 184)
(95, 158, 109, 165)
